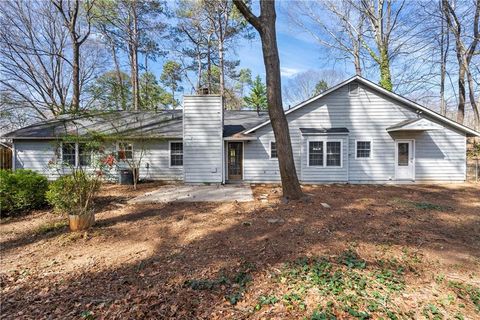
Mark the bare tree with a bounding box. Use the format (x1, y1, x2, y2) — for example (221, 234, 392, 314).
(92, 0, 166, 111)
(52, 0, 95, 113)
(442, 0, 480, 129)
(203, 0, 251, 105)
(287, 0, 365, 76)
(439, 0, 450, 116)
(233, 0, 303, 200)
(283, 69, 345, 106)
(355, 0, 409, 91)
(0, 0, 104, 122)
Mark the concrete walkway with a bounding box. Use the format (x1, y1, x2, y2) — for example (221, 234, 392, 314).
(129, 184, 254, 204)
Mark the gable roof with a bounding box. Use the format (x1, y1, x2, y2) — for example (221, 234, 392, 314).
(3, 110, 269, 140)
(243, 75, 480, 137)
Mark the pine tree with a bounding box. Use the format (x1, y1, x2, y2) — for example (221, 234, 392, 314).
(244, 75, 267, 115)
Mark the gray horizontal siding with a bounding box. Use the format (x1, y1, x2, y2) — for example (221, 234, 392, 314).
(14, 140, 60, 180)
(13, 139, 183, 182)
(138, 140, 183, 181)
(244, 82, 466, 183)
(183, 96, 223, 183)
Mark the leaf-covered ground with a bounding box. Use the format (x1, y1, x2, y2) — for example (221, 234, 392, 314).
(1, 183, 479, 319)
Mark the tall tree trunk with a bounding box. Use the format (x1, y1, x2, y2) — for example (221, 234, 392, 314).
(378, 46, 392, 91)
(354, 50, 362, 76)
(218, 34, 225, 107)
(457, 65, 466, 124)
(207, 35, 212, 93)
(129, 1, 141, 111)
(71, 42, 80, 113)
(439, 0, 449, 116)
(111, 45, 126, 111)
(466, 69, 480, 130)
(196, 50, 202, 92)
(233, 0, 303, 200)
(218, 10, 226, 109)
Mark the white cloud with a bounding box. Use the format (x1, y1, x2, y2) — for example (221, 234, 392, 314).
(280, 67, 303, 78)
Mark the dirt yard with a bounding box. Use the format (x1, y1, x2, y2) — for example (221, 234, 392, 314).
(1, 183, 479, 319)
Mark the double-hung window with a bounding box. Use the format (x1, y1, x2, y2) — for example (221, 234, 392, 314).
(170, 142, 183, 167)
(308, 141, 324, 166)
(356, 141, 372, 159)
(62, 142, 76, 166)
(270, 141, 277, 159)
(78, 143, 92, 166)
(308, 140, 342, 167)
(61, 142, 91, 167)
(117, 142, 133, 161)
(326, 141, 341, 166)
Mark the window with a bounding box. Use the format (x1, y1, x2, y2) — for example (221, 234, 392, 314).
(170, 142, 183, 166)
(78, 143, 91, 166)
(356, 141, 371, 158)
(349, 82, 359, 95)
(117, 142, 133, 161)
(308, 141, 324, 166)
(62, 142, 76, 166)
(326, 141, 341, 166)
(270, 141, 277, 159)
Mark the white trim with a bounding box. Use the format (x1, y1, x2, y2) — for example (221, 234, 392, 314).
(326, 140, 343, 168)
(11, 142, 16, 171)
(117, 141, 134, 162)
(394, 139, 415, 181)
(223, 136, 257, 141)
(168, 140, 183, 168)
(60, 141, 77, 167)
(355, 139, 373, 159)
(306, 139, 343, 168)
(244, 76, 480, 137)
(226, 141, 244, 181)
(269, 140, 278, 160)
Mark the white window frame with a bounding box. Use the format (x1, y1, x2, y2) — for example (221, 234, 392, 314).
(60, 141, 93, 168)
(60, 141, 77, 167)
(269, 140, 277, 159)
(117, 142, 134, 161)
(307, 139, 343, 168)
(169, 141, 183, 167)
(355, 139, 373, 159)
(307, 140, 325, 167)
(78, 142, 92, 167)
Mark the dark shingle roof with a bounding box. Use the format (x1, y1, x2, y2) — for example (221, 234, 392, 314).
(223, 111, 268, 137)
(3, 110, 269, 139)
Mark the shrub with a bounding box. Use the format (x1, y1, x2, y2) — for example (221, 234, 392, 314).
(46, 170, 101, 216)
(0, 169, 49, 215)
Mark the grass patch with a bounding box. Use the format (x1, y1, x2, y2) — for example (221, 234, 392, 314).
(392, 198, 452, 211)
(448, 281, 480, 312)
(272, 250, 409, 318)
(35, 220, 68, 234)
(184, 262, 254, 305)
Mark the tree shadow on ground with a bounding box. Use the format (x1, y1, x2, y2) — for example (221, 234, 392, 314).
(1, 184, 479, 319)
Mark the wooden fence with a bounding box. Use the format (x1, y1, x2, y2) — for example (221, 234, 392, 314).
(467, 158, 479, 182)
(0, 144, 12, 170)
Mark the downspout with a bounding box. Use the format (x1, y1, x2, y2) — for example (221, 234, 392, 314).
(11, 141, 16, 171)
(346, 136, 350, 183)
(221, 95, 225, 184)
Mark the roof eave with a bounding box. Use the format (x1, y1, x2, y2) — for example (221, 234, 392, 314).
(243, 75, 480, 137)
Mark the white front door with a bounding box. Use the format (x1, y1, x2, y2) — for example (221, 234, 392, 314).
(395, 140, 415, 180)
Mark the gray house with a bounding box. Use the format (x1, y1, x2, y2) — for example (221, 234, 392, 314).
(4, 76, 479, 184)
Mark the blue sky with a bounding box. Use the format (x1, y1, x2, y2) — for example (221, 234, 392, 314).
(149, 1, 359, 93)
(233, 3, 354, 81)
